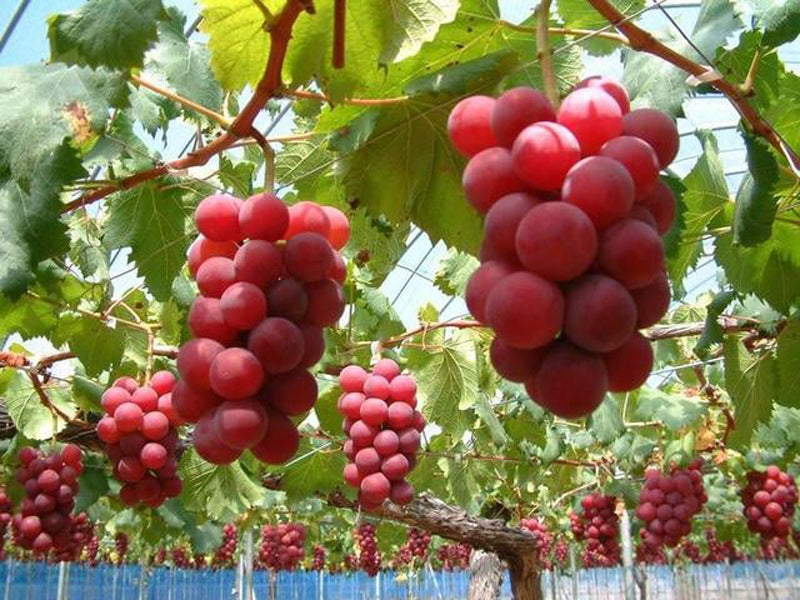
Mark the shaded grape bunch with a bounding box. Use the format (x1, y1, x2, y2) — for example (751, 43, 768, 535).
(259, 522, 305, 571)
(96, 372, 182, 508)
(311, 544, 325, 571)
(435, 542, 472, 571)
(338, 359, 424, 509)
(741, 465, 798, 542)
(176, 193, 349, 467)
(355, 523, 381, 577)
(572, 493, 620, 567)
(520, 517, 554, 568)
(450, 78, 678, 420)
(213, 523, 238, 568)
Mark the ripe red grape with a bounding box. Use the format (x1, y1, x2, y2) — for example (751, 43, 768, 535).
(149, 371, 176, 396)
(639, 180, 676, 235)
(304, 279, 345, 326)
(266, 278, 309, 321)
(465, 261, 514, 324)
(284, 232, 334, 282)
(447, 95, 497, 157)
(598, 219, 665, 289)
(360, 398, 389, 426)
(321, 206, 350, 250)
(557, 88, 622, 155)
(214, 399, 268, 449)
(234, 240, 283, 288)
(114, 403, 144, 433)
(630, 273, 671, 328)
(575, 76, 630, 113)
(238, 192, 289, 241)
(172, 380, 221, 423)
(512, 122, 581, 190)
(195, 194, 242, 242)
(483, 192, 540, 261)
(462, 147, 525, 214)
(196, 257, 237, 298)
(188, 297, 238, 344)
(209, 348, 264, 400)
(247, 317, 305, 374)
(600, 136, 660, 199)
(622, 109, 680, 168)
(140, 443, 168, 470)
(284, 201, 331, 240)
(603, 332, 654, 392)
(263, 368, 318, 416)
(187, 236, 238, 277)
(250, 410, 300, 464)
(561, 156, 634, 230)
(193, 415, 242, 465)
(177, 338, 224, 391)
(489, 337, 544, 383)
(141, 411, 169, 441)
(220, 282, 267, 330)
(491, 87, 556, 147)
(339, 365, 368, 393)
(101, 387, 131, 416)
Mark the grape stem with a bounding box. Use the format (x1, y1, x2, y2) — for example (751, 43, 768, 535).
(498, 21, 630, 46)
(586, 0, 800, 174)
(535, 0, 559, 108)
(60, 0, 313, 214)
(281, 88, 409, 106)
(130, 75, 233, 129)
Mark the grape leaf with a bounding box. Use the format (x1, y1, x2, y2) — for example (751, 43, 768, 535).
(381, 0, 459, 63)
(733, 132, 779, 247)
(105, 184, 189, 301)
(777, 318, 800, 409)
(556, 0, 644, 56)
(715, 31, 781, 112)
(48, 0, 167, 70)
(314, 384, 342, 437)
(764, 70, 800, 160)
(434, 249, 479, 297)
(179, 449, 265, 522)
(733, 0, 800, 47)
(666, 132, 728, 294)
(56, 315, 126, 378)
(635, 389, 707, 432)
(280, 444, 345, 501)
(724, 336, 777, 449)
(147, 9, 223, 112)
(694, 290, 737, 359)
(622, 0, 742, 114)
(540, 426, 563, 466)
(75, 461, 110, 513)
(3, 372, 77, 441)
(0, 63, 127, 184)
(588, 396, 625, 444)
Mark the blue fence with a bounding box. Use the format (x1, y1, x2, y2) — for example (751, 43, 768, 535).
(0, 560, 798, 599)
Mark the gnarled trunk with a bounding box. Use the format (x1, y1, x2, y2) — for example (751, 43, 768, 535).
(468, 550, 504, 600)
(505, 552, 543, 600)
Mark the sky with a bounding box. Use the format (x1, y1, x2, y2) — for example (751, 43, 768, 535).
(1, 1, 797, 353)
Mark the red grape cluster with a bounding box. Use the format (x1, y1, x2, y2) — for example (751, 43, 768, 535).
(85, 527, 100, 566)
(259, 523, 306, 571)
(343, 553, 358, 571)
(114, 532, 128, 565)
(553, 538, 568, 568)
(96, 373, 183, 507)
(392, 528, 431, 568)
(354, 523, 381, 577)
(338, 359, 425, 509)
(759, 536, 798, 560)
(451, 78, 677, 419)
(11, 445, 83, 556)
(741, 465, 798, 541)
(213, 523, 238, 567)
(703, 529, 742, 564)
(636, 460, 707, 549)
(176, 193, 349, 466)
(435, 542, 472, 571)
(0, 486, 13, 559)
(520, 517, 554, 568)
(310, 544, 325, 570)
(172, 547, 191, 568)
(53, 512, 93, 562)
(571, 493, 620, 567)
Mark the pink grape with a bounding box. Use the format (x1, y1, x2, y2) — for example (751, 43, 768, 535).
(321, 206, 350, 250)
(465, 261, 515, 324)
(195, 194, 242, 242)
(630, 272, 671, 328)
(339, 365, 368, 393)
(220, 282, 267, 330)
(339, 392, 366, 420)
(447, 95, 497, 157)
(113, 377, 139, 394)
(284, 201, 331, 240)
(101, 387, 131, 416)
(373, 358, 400, 382)
(603, 332, 654, 392)
(263, 369, 317, 416)
(266, 279, 309, 322)
(141, 411, 170, 441)
(132, 387, 159, 413)
(390, 481, 414, 506)
(189, 296, 238, 344)
(483, 193, 540, 261)
(140, 443, 168, 470)
(381, 454, 410, 481)
(373, 430, 400, 456)
(489, 337, 544, 383)
(462, 147, 525, 214)
(188, 236, 238, 277)
(491, 87, 556, 147)
(622, 109, 680, 168)
(397, 428, 421, 454)
(298, 323, 325, 368)
(209, 348, 264, 400)
(387, 402, 414, 429)
(360, 398, 389, 426)
(171, 381, 221, 423)
(304, 279, 345, 326)
(349, 420, 379, 447)
(355, 447, 382, 475)
(284, 232, 334, 282)
(114, 402, 144, 433)
(196, 257, 236, 298)
(250, 410, 300, 464)
(214, 399, 268, 449)
(234, 240, 283, 288)
(639, 180, 676, 235)
(117, 456, 146, 482)
(360, 473, 391, 503)
(600, 136, 660, 199)
(557, 88, 622, 155)
(561, 157, 635, 230)
(149, 371, 176, 396)
(177, 338, 224, 391)
(193, 415, 242, 465)
(575, 76, 630, 113)
(238, 193, 289, 241)
(248, 318, 305, 374)
(598, 219, 665, 289)
(343, 463, 362, 487)
(512, 122, 581, 190)
(363, 375, 390, 400)
(389, 375, 416, 405)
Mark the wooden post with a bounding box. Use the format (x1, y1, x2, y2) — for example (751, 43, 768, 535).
(619, 508, 635, 600)
(468, 550, 504, 600)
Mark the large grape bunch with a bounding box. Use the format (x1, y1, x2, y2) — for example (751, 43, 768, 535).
(96, 372, 183, 507)
(338, 359, 425, 510)
(392, 527, 431, 568)
(636, 459, 707, 550)
(741, 465, 798, 542)
(355, 523, 381, 577)
(11, 445, 83, 556)
(259, 523, 306, 571)
(571, 493, 621, 567)
(176, 193, 349, 466)
(450, 78, 677, 419)
(520, 517, 554, 568)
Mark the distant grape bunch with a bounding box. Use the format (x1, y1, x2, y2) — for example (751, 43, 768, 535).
(176, 193, 349, 465)
(0, 486, 12, 559)
(213, 523, 238, 568)
(11, 445, 84, 556)
(259, 523, 306, 571)
(310, 543, 326, 571)
(571, 493, 621, 567)
(741, 465, 798, 542)
(115, 532, 129, 565)
(355, 523, 381, 577)
(520, 517, 554, 568)
(96, 372, 183, 507)
(636, 459, 707, 550)
(435, 542, 472, 570)
(338, 359, 425, 509)
(392, 527, 431, 568)
(450, 78, 677, 419)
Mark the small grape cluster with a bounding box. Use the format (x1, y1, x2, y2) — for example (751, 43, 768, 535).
(343, 553, 358, 571)
(213, 523, 238, 568)
(85, 527, 100, 566)
(0, 486, 13, 559)
(636, 460, 706, 549)
(11, 445, 83, 555)
(520, 518, 554, 568)
(115, 532, 129, 565)
(259, 523, 306, 571)
(355, 523, 381, 577)
(572, 493, 620, 567)
(553, 538, 568, 568)
(435, 542, 472, 571)
(96, 373, 182, 507)
(338, 359, 425, 509)
(54, 512, 92, 562)
(310, 544, 325, 571)
(702, 529, 742, 564)
(452, 78, 677, 419)
(176, 193, 349, 466)
(172, 547, 190, 568)
(741, 465, 798, 541)
(392, 528, 431, 568)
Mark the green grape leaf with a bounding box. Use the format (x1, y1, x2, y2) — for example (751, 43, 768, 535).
(56, 315, 126, 377)
(556, 0, 644, 56)
(733, 132, 779, 247)
(715, 31, 781, 112)
(381, 0, 459, 63)
(733, 0, 800, 47)
(75, 461, 110, 513)
(179, 449, 265, 522)
(72, 375, 104, 413)
(280, 444, 345, 501)
(540, 426, 563, 466)
(105, 183, 189, 301)
(314, 384, 343, 437)
(148, 10, 223, 112)
(588, 396, 625, 444)
(777, 318, 800, 409)
(623, 0, 742, 114)
(666, 132, 728, 294)
(219, 156, 256, 198)
(694, 290, 736, 359)
(3, 372, 77, 441)
(417, 341, 478, 439)
(435, 249, 479, 297)
(474, 395, 509, 447)
(635, 388, 707, 432)
(724, 336, 777, 449)
(48, 0, 167, 70)
(764, 70, 800, 163)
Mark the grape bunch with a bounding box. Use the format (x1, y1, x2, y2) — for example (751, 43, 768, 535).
(520, 517, 554, 568)
(310, 544, 325, 571)
(176, 193, 349, 466)
(741, 465, 798, 542)
(259, 523, 306, 571)
(96, 373, 183, 507)
(572, 493, 620, 567)
(354, 523, 381, 577)
(553, 538, 568, 568)
(85, 527, 100, 566)
(338, 359, 425, 509)
(0, 486, 13, 559)
(172, 547, 191, 568)
(11, 445, 83, 556)
(702, 529, 742, 564)
(114, 532, 129, 565)
(55, 512, 92, 563)
(392, 528, 431, 568)
(213, 523, 238, 567)
(636, 459, 707, 549)
(451, 78, 677, 419)
(435, 542, 472, 571)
